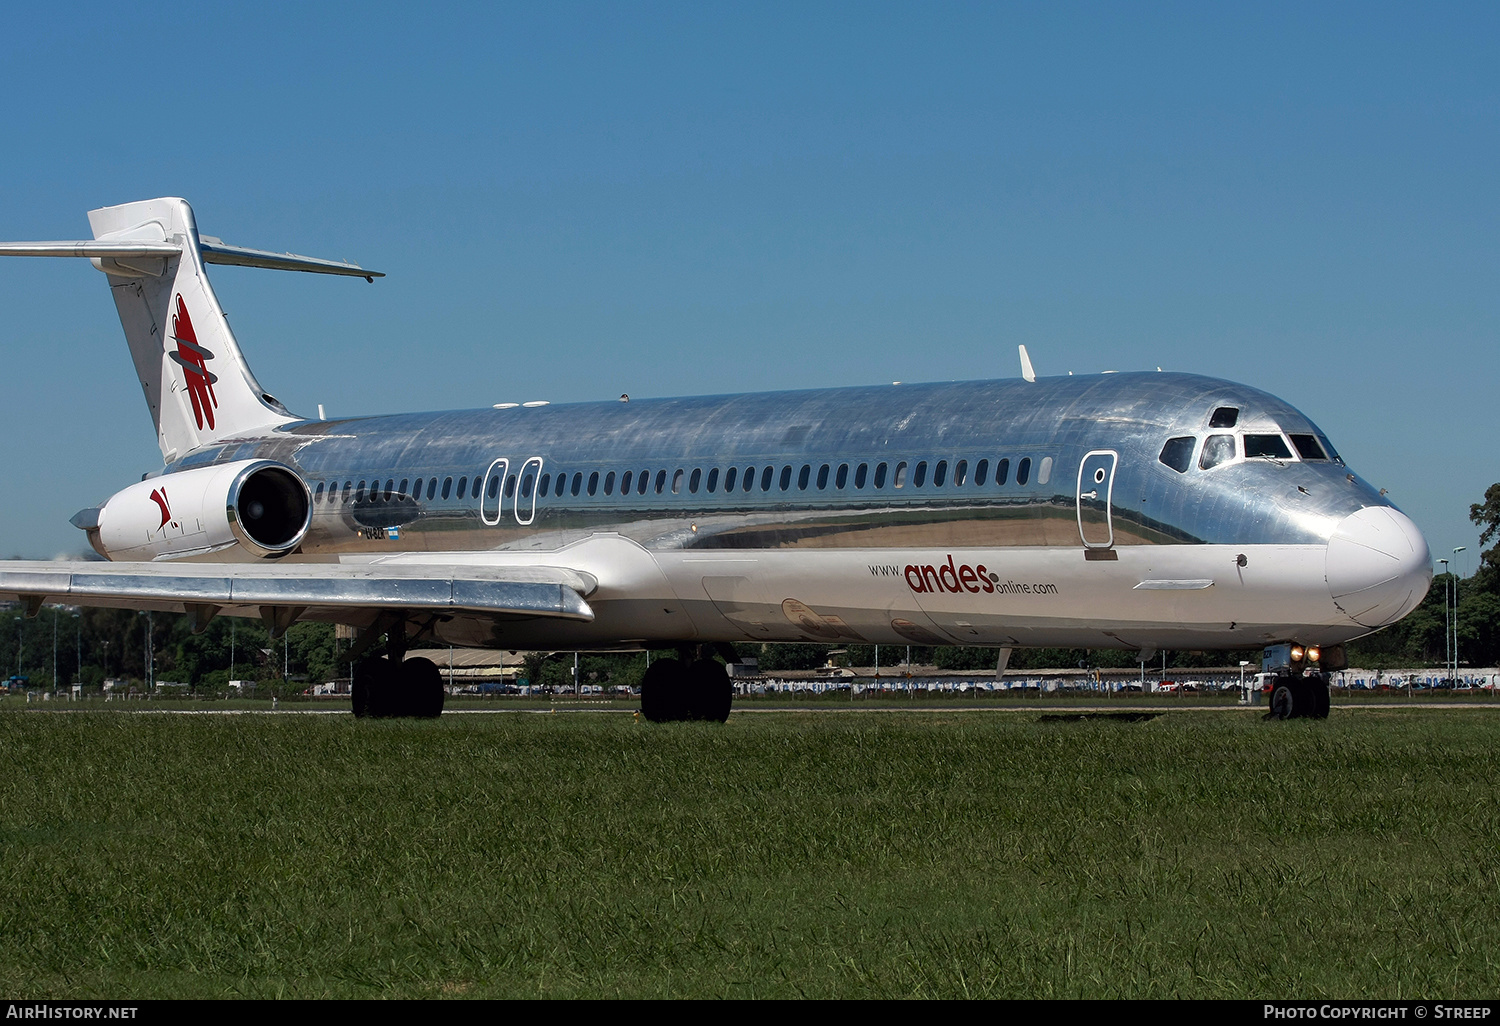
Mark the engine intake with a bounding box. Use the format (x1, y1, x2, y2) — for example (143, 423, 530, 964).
(90, 459, 311, 561)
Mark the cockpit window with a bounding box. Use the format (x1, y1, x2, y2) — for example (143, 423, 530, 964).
(1289, 434, 1327, 460)
(1244, 434, 1293, 460)
(1200, 434, 1236, 470)
(1318, 435, 1343, 465)
(1209, 407, 1239, 428)
(1158, 437, 1195, 473)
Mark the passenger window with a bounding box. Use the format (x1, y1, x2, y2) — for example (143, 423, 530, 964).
(1200, 434, 1236, 470)
(672, 469, 683, 494)
(343, 482, 353, 503)
(314, 482, 324, 504)
(399, 479, 409, 498)
(1158, 437, 1195, 473)
(1038, 457, 1052, 485)
(1210, 407, 1240, 428)
(995, 459, 1009, 486)
(425, 479, 435, 501)
(504, 475, 516, 498)
(1289, 434, 1327, 460)
(760, 466, 774, 491)
(589, 472, 600, 496)
(539, 473, 551, 497)
(439, 478, 450, 500)
(655, 470, 667, 494)
(706, 468, 718, 492)
(604, 471, 615, 495)
(386, 481, 395, 501)
(354, 481, 365, 503)
(572, 473, 583, 497)
(780, 466, 793, 491)
(855, 463, 868, 489)
(724, 467, 737, 492)
(743, 466, 755, 492)
(817, 464, 830, 489)
(797, 465, 810, 490)
(1017, 458, 1031, 486)
(637, 471, 649, 495)
(893, 462, 907, 488)
(1244, 434, 1293, 460)
(456, 476, 467, 498)
(913, 461, 927, 487)
(620, 471, 632, 494)
(835, 464, 848, 489)
(558, 474, 568, 497)
(934, 461, 948, 487)
(954, 460, 967, 486)
(689, 468, 701, 493)
(471, 477, 482, 499)
(522, 473, 534, 499)
(975, 459, 988, 486)
(487, 476, 499, 499)
(873, 462, 887, 488)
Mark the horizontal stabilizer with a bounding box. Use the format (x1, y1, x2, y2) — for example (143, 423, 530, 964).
(0, 561, 595, 622)
(0, 238, 381, 279)
(0, 241, 181, 259)
(197, 237, 381, 278)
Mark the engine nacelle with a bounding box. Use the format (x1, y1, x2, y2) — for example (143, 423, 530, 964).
(91, 460, 311, 561)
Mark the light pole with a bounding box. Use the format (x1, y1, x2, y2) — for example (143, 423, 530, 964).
(72, 612, 80, 695)
(1453, 547, 1466, 684)
(13, 616, 21, 679)
(51, 606, 57, 697)
(1438, 559, 1450, 683)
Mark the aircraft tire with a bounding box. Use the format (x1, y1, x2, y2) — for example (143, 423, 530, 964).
(1310, 678, 1331, 719)
(685, 659, 732, 722)
(353, 657, 394, 718)
(1268, 681, 1297, 720)
(641, 658, 687, 722)
(401, 656, 446, 719)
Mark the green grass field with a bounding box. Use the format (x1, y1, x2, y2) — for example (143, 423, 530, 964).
(1, 707, 1497, 998)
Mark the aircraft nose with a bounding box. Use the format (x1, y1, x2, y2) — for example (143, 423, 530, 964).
(1326, 506, 1432, 628)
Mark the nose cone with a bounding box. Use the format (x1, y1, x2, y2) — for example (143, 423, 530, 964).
(1326, 506, 1432, 627)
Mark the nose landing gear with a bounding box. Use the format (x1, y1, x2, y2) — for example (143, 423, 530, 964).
(1265, 673, 1331, 720)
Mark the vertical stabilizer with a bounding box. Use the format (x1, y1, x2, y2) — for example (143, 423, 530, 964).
(87, 198, 297, 461)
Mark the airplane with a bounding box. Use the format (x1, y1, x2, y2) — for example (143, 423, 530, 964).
(0, 197, 1433, 722)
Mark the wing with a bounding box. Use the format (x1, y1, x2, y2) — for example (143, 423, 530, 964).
(0, 560, 595, 630)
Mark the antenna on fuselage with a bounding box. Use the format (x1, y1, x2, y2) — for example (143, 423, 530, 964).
(1018, 345, 1037, 383)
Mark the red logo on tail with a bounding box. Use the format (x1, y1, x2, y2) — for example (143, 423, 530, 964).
(149, 487, 174, 530)
(170, 296, 218, 430)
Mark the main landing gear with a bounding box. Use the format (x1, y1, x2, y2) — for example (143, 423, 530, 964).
(352, 655, 444, 718)
(1264, 672, 1331, 721)
(640, 647, 733, 723)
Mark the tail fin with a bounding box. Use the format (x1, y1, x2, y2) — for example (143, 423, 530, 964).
(0, 197, 381, 462)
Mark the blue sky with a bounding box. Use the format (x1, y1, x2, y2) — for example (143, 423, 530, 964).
(1, 2, 1495, 573)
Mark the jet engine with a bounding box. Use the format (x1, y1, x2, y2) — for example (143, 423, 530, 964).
(85, 459, 312, 561)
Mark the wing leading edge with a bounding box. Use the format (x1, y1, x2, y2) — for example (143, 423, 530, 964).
(0, 561, 595, 624)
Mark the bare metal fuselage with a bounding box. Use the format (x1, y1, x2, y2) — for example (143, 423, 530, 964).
(163, 371, 1432, 654)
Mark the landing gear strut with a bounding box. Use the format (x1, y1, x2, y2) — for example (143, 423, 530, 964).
(350, 625, 445, 719)
(640, 648, 733, 723)
(1265, 672, 1330, 721)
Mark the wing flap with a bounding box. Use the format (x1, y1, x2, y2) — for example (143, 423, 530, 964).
(0, 562, 594, 621)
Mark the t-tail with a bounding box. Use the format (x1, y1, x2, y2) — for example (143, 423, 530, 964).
(0, 198, 381, 462)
